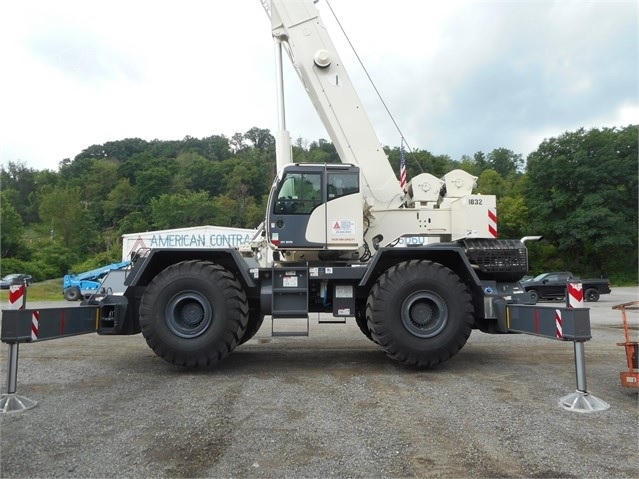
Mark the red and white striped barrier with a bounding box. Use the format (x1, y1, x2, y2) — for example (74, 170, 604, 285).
(31, 311, 40, 341)
(555, 309, 563, 339)
(567, 281, 584, 309)
(488, 208, 498, 238)
(8, 284, 26, 310)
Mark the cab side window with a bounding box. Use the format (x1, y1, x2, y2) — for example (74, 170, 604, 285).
(327, 172, 359, 200)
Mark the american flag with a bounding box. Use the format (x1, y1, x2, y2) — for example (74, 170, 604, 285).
(399, 139, 407, 190)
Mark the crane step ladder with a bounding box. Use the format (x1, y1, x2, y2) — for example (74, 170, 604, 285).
(271, 266, 310, 337)
(270, 265, 349, 336)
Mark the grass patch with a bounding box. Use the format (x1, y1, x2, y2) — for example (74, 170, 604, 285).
(0, 279, 64, 303)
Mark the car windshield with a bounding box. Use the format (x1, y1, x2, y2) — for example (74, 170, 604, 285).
(531, 274, 547, 281)
(2, 274, 20, 281)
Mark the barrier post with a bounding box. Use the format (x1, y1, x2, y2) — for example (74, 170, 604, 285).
(1, 280, 38, 413)
(8, 280, 27, 310)
(558, 280, 609, 413)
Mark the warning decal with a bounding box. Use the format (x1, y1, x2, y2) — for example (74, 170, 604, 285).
(331, 219, 355, 236)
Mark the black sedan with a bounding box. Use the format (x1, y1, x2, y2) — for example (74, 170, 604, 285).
(0, 274, 33, 289)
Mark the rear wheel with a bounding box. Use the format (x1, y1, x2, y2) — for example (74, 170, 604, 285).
(139, 260, 248, 367)
(367, 260, 473, 368)
(585, 288, 600, 302)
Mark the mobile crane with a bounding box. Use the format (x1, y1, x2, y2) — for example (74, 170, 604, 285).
(102, 0, 532, 368)
(3, 0, 544, 369)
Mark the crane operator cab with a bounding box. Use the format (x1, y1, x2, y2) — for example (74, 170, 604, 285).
(266, 163, 364, 259)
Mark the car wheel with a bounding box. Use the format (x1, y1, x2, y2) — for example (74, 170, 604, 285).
(527, 289, 539, 303)
(585, 288, 600, 302)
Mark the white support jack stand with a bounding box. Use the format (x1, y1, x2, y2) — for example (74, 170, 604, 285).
(0, 343, 37, 414)
(558, 341, 609, 413)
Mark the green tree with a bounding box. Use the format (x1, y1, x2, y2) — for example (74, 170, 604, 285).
(29, 241, 76, 278)
(230, 132, 247, 152)
(476, 170, 508, 197)
(307, 139, 340, 163)
(174, 152, 225, 196)
(117, 211, 151, 237)
(73, 138, 149, 163)
(200, 134, 232, 161)
(0, 161, 42, 224)
(77, 159, 120, 229)
(117, 152, 166, 186)
(496, 195, 529, 239)
(133, 163, 179, 214)
(243, 127, 275, 150)
(211, 194, 241, 227)
(103, 178, 135, 225)
(150, 192, 217, 230)
(487, 148, 523, 177)
(473, 152, 488, 173)
(458, 151, 489, 176)
(38, 185, 97, 253)
(525, 126, 638, 281)
(0, 192, 26, 258)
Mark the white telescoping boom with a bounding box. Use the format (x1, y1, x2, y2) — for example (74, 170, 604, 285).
(262, 0, 497, 262)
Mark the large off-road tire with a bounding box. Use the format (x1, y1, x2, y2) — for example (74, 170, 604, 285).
(367, 260, 473, 368)
(585, 288, 600, 302)
(139, 260, 248, 367)
(354, 300, 374, 342)
(64, 287, 81, 302)
(238, 302, 265, 346)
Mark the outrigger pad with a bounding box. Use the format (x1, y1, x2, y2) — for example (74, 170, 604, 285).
(0, 393, 37, 414)
(558, 391, 610, 413)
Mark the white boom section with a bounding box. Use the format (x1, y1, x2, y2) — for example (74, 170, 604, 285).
(264, 0, 404, 207)
(273, 38, 294, 170)
(261, 0, 497, 246)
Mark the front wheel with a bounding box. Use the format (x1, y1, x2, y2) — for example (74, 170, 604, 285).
(139, 260, 248, 367)
(64, 287, 81, 301)
(367, 260, 473, 368)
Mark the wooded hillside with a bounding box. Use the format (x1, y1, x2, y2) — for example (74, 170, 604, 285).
(1, 125, 637, 284)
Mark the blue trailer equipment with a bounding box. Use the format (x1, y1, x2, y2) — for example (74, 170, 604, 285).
(63, 260, 131, 301)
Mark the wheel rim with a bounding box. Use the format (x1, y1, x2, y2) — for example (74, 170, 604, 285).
(401, 291, 448, 338)
(165, 291, 213, 339)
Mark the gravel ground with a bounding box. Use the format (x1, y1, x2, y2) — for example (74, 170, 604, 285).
(1, 287, 638, 478)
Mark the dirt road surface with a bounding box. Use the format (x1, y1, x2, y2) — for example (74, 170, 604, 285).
(1, 288, 638, 478)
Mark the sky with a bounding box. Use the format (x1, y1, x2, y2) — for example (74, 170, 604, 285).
(1, 0, 637, 172)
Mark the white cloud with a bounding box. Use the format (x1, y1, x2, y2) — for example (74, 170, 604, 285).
(0, 0, 637, 171)
(618, 104, 639, 125)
